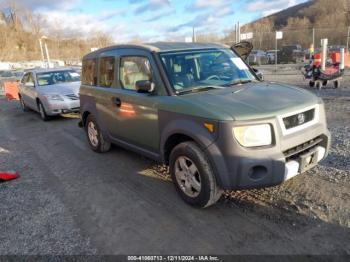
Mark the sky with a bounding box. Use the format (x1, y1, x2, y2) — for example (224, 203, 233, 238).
(4, 0, 308, 42)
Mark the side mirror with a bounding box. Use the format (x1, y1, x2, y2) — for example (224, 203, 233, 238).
(25, 82, 35, 88)
(252, 68, 264, 81)
(135, 80, 155, 93)
(231, 41, 253, 60)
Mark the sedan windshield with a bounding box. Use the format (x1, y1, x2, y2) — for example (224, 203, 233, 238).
(160, 49, 257, 92)
(36, 70, 80, 86)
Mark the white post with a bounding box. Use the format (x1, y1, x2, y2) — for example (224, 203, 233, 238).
(312, 28, 315, 51)
(234, 24, 237, 43)
(321, 38, 328, 71)
(275, 31, 278, 71)
(44, 42, 50, 68)
(340, 47, 345, 70)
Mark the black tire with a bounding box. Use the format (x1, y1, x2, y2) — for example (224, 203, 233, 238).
(333, 80, 340, 89)
(19, 95, 29, 112)
(322, 80, 328, 86)
(309, 81, 315, 88)
(85, 114, 111, 153)
(169, 141, 222, 208)
(37, 101, 49, 121)
(316, 81, 322, 90)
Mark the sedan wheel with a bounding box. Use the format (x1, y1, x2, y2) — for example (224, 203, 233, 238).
(38, 101, 49, 121)
(20, 96, 29, 112)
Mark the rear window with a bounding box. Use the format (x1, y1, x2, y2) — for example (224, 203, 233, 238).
(82, 59, 97, 86)
(99, 57, 115, 87)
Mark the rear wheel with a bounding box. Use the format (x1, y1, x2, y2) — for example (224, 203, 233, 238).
(38, 101, 49, 121)
(85, 114, 111, 153)
(322, 80, 328, 86)
(333, 80, 340, 89)
(315, 81, 322, 90)
(169, 142, 222, 208)
(309, 81, 315, 88)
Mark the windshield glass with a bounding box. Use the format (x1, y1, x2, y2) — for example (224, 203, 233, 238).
(160, 49, 257, 92)
(36, 70, 80, 86)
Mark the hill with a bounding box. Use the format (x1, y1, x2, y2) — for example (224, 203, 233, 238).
(234, 0, 350, 50)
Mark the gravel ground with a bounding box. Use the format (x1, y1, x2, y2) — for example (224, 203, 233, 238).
(0, 66, 349, 255)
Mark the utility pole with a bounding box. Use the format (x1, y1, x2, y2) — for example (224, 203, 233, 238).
(312, 27, 315, 50)
(237, 21, 240, 42)
(192, 27, 196, 43)
(346, 26, 350, 51)
(38, 39, 45, 67)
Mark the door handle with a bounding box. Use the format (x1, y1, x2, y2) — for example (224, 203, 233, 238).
(112, 97, 122, 107)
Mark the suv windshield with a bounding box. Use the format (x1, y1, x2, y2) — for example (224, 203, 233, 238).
(36, 70, 80, 86)
(160, 49, 257, 92)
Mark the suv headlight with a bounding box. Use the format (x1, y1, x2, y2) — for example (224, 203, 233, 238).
(43, 94, 64, 101)
(233, 124, 272, 147)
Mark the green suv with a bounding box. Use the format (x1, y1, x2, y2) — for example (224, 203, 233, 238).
(79, 42, 330, 208)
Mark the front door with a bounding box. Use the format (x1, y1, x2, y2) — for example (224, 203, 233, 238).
(21, 72, 37, 109)
(110, 55, 159, 152)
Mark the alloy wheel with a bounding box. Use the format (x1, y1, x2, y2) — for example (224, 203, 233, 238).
(174, 156, 201, 198)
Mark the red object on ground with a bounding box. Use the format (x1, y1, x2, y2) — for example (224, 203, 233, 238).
(4, 81, 19, 101)
(0, 172, 20, 181)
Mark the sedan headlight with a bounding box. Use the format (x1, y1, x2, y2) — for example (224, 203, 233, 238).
(43, 94, 64, 101)
(233, 124, 272, 147)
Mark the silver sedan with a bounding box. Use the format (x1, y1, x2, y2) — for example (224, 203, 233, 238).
(18, 68, 80, 121)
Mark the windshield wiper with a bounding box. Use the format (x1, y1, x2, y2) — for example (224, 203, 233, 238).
(176, 86, 224, 95)
(222, 80, 252, 87)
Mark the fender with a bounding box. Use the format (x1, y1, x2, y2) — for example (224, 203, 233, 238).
(159, 110, 219, 161)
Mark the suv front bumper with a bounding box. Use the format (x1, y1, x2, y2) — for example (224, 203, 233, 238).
(206, 117, 330, 190)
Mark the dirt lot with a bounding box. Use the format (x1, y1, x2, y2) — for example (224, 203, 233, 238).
(0, 67, 349, 255)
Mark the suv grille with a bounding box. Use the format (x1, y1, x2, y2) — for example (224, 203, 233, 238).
(283, 136, 323, 161)
(283, 109, 314, 130)
(66, 94, 79, 100)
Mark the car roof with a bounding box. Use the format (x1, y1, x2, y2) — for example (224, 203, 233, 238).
(84, 42, 230, 60)
(24, 67, 76, 74)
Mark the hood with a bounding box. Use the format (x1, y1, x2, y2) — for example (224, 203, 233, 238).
(38, 81, 80, 96)
(180, 82, 320, 121)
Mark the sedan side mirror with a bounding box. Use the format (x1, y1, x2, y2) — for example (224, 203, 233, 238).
(252, 68, 264, 81)
(135, 80, 155, 93)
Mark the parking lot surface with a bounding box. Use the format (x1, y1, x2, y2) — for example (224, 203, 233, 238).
(0, 72, 349, 255)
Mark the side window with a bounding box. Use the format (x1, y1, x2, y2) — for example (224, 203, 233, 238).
(99, 57, 115, 87)
(21, 73, 29, 84)
(120, 56, 152, 90)
(27, 73, 35, 85)
(82, 59, 97, 86)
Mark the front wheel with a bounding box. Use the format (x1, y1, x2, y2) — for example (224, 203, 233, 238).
(19, 95, 29, 112)
(85, 114, 111, 153)
(169, 142, 222, 208)
(38, 101, 49, 121)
